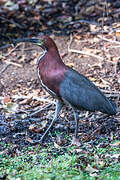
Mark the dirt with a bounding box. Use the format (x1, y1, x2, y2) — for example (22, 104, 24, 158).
(0, 0, 120, 149)
(1, 35, 119, 94)
(0, 34, 120, 149)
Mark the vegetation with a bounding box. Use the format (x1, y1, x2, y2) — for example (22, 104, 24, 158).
(1, 138, 120, 180)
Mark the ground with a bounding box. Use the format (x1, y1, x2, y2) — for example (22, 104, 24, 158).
(0, 1, 120, 179)
(0, 33, 120, 147)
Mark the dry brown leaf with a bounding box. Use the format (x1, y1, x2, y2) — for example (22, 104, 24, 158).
(56, 134, 66, 146)
(2, 96, 11, 104)
(25, 136, 34, 143)
(74, 34, 82, 40)
(116, 32, 120, 37)
(29, 121, 47, 133)
(72, 137, 81, 146)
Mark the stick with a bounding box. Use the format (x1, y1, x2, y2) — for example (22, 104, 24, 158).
(101, 89, 120, 94)
(65, 19, 99, 26)
(68, 35, 103, 60)
(68, 48, 103, 60)
(2, 43, 22, 57)
(109, 45, 120, 49)
(5, 61, 22, 67)
(12, 94, 56, 104)
(29, 103, 53, 117)
(98, 35, 120, 45)
(0, 64, 11, 77)
(0, 17, 25, 29)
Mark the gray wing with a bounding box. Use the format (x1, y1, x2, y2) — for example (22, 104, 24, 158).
(60, 69, 116, 115)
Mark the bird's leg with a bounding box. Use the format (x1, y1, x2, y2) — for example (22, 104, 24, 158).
(73, 109, 79, 138)
(40, 99, 63, 143)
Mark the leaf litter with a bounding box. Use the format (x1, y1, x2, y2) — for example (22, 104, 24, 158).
(0, 1, 120, 177)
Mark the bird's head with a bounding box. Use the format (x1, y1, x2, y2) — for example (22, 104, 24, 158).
(14, 35, 58, 52)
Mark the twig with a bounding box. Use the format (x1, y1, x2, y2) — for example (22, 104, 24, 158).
(98, 35, 120, 45)
(68, 48, 103, 60)
(2, 43, 22, 57)
(105, 94, 120, 98)
(0, 64, 11, 77)
(12, 94, 56, 104)
(68, 35, 103, 60)
(0, 17, 26, 29)
(101, 89, 120, 94)
(101, 89, 120, 98)
(9, 118, 41, 124)
(10, 19, 25, 29)
(29, 103, 53, 117)
(109, 45, 120, 49)
(13, 132, 25, 138)
(64, 19, 99, 27)
(5, 61, 22, 67)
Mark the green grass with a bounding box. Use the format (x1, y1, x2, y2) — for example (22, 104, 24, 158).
(1, 139, 120, 180)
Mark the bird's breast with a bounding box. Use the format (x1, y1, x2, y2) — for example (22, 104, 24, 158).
(37, 67, 57, 97)
(37, 61, 68, 99)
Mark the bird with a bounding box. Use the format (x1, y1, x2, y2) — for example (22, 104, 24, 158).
(15, 36, 116, 143)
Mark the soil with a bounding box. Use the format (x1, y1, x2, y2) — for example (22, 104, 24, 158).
(0, 0, 120, 149)
(0, 34, 120, 149)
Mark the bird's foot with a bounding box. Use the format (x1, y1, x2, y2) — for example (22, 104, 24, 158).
(72, 137, 81, 146)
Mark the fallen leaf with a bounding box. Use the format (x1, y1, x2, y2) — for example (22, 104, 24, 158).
(72, 137, 81, 146)
(54, 142, 61, 149)
(2, 96, 11, 104)
(29, 121, 47, 133)
(56, 134, 66, 145)
(74, 34, 82, 40)
(25, 136, 34, 143)
(86, 164, 99, 173)
(116, 31, 120, 37)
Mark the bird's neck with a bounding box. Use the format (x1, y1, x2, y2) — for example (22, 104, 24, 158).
(37, 47, 63, 67)
(37, 48, 47, 67)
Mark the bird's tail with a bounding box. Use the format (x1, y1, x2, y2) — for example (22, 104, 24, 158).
(109, 100, 117, 115)
(103, 99, 117, 115)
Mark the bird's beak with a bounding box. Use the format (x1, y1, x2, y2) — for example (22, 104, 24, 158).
(14, 38, 44, 47)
